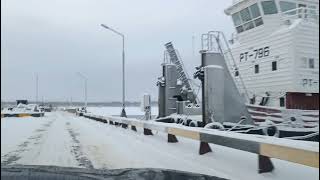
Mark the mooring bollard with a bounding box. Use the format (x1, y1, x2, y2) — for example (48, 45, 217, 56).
(131, 125, 137, 131)
(144, 128, 153, 135)
(121, 124, 128, 129)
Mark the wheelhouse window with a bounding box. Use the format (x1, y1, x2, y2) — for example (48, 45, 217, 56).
(236, 26, 244, 33)
(240, 8, 251, 22)
(250, 3, 261, 18)
(308, 5, 318, 20)
(279, 1, 296, 13)
(232, 12, 242, 26)
(232, 3, 264, 34)
(252, 3, 264, 27)
(254, 18, 264, 26)
(298, 4, 307, 18)
(261, 0, 278, 15)
(243, 21, 254, 30)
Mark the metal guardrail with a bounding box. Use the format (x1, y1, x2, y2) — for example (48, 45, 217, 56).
(82, 113, 319, 173)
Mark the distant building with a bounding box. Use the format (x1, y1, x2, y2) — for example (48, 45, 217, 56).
(16, 100, 28, 105)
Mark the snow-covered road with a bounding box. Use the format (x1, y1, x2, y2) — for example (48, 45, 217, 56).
(1, 111, 319, 180)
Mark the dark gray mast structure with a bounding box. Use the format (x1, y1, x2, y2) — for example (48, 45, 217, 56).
(195, 31, 253, 125)
(164, 42, 198, 104)
(157, 42, 200, 118)
(158, 34, 252, 127)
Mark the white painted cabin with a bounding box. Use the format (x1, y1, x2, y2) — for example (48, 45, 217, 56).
(224, 0, 319, 126)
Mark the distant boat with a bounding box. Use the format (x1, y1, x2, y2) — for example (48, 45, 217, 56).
(1, 100, 45, 118)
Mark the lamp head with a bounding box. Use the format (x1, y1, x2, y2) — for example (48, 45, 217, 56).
(101, 24, 109, 29)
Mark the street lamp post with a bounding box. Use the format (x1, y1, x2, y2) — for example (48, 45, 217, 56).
(100, 24, 127, 118)
(36, 74, 39, 104)
(77, 72, 88, 110)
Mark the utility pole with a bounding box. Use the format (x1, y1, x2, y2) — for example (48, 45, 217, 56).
(101, 24, 127, 118)
(36, 74, 39, 104)
(76, 72, 88, 109)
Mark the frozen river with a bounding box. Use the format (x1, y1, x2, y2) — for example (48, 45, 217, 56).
(1, 108, 319, 180)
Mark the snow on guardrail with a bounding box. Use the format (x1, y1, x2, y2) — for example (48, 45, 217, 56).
(82, 113, 319, 173)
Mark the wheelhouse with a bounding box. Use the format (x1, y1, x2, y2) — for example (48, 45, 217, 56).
(224, 0, 319, 110)
(225, 0, 319, 34)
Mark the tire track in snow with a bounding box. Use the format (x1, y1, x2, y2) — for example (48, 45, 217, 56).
(65, 122, 94, 169)
(1, 120, 55, 166)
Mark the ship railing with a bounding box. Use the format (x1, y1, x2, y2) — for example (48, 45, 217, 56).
(201, 31, 250, 102)
(281, 7, 319, 24)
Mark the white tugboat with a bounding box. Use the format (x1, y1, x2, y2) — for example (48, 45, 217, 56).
(1, 100, 45, 118)
(223, 0, 319, 129)
(154, 0, 318, 141)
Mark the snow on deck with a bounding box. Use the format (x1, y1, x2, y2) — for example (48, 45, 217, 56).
(1, 109, 319, 180)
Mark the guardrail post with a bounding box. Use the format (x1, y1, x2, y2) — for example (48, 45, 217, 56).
(258, 155, 274, 173)
(131, 125, 137, 131)
(81, 113, 319, 172)
(199, 142, 212, 155)
(121, 124, 128, 129)
(144, 128, 153, 135)
(168, 134, 178, 143)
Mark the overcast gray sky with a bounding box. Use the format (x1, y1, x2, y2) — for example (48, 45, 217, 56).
(1, 0, 234, 102)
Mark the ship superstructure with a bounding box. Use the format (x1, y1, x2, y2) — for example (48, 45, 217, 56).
(223, 0, 319, 127)
(152, 0, 319, 141)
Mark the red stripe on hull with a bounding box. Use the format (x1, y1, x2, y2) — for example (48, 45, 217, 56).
(302, 114, 319, 118)
(247, 106, 281, 114)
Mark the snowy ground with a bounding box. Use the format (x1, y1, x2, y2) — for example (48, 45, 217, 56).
(1, 107, 319, 180)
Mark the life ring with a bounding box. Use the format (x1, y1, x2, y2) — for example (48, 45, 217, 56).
(290, 117, 296, 122)
(189, 120, 198, 127)
(204, 122, 225, 130)
(174, 117, 184, 124)
(173, 117, 179, 123)
(183, 119, 192, 126)
(262, 125, 280, 137)
(261, 120, 280, 137)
